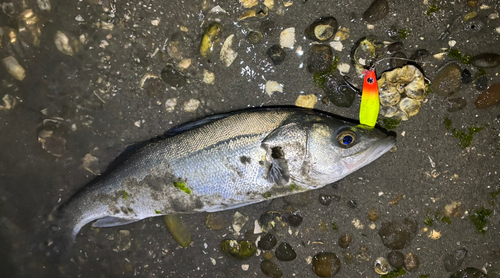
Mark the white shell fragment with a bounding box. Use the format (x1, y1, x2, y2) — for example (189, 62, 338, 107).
(54, 31, 75, 56)
(37, 0, 51, 11)
(337, 63, 350, 76)
(183, 99, 200, 112)
(265, 80, 283, 96)
(164, 98, 177, 112)
(2, 56, 25, 81)
(329, 41, 343, 52)
(295, 94, 317, 108)
(220, 34, 238, 67)
(0, 94, 16, 110)
(240, 0, 258, 8)
(203, 69, 215, 84)
(264, 0, 274, 10)
(280, 27, 295, 49)
(374, 257, 389, 275)
(82, 153, 100, 175)
(232, 211, 249, 234)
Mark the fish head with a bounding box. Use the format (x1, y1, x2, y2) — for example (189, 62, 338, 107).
(303, 120, 396, 187)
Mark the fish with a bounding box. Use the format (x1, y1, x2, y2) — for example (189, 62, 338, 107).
(47, 107, 395, 257)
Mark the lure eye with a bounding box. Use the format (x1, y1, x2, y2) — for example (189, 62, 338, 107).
(336, 130, 356, 147)
(366, 77, 374, 84)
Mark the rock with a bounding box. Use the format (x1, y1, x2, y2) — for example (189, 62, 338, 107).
(363, 0, 389, 23)
(161, 64, 187, 88)
(267, 45, 287, 65)
(258, 233, 277, 250)
(450, 267, 487, 278)
(387, 251, 405, 268)
(338, 234, 352, 249)
(443, 247, 467, 272)
(287, 213, 303, 227)
(431, 63, 461, 97)
(387, 42, 403, 53)
(367, 208, 379, 222)
(391, 52, 407, 68)
(312, 252, 341, 277)
(260, 260, 283, 278)
(307, 45, 334, 73)
(318, 194, 339, 206)
(404, 252, 419, 272)
(378, 218, 417, 250)
(275, 243, 296, 261)
(324, 77, 356, 107)
(471, 53, 500, 68)
(247, 31, 263, 43)
(305, 17, 338, 42)
(164, 215, 192, 247)
(475, 83, 500, 109)
(446, 97, 467, 112)
(220, 239, 256, 260)
(461, 69, 472, 84)
(475, 76, 488, 91)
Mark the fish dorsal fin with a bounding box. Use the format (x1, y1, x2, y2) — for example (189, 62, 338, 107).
(165, 113, 231, 136)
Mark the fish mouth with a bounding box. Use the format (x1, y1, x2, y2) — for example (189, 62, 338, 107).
(342, 136, 396, 173)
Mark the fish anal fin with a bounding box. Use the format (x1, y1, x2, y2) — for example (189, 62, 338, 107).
(92, 217, 140, 228)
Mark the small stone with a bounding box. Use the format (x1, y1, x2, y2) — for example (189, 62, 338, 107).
(0, 94, 16, 111)
(265, 80, 283, 96)
(203, 69, 215, 84)
(312, 252, 341, 277)
(2, 56, 25, 81)
(280, 27, 295, 49)
(443, 247, 467, 272)
(446, 97, 467, 112)
(295, 94, 317, 109)
(404, 252, 419, 272)
(263, 251, 274, 260)
(475, 83, 500, 109)
(258, 233, 277, 250)
(387, 42, 403, 53)
(475, 76, 488, 91)
(461, 69, 472, 84)
(305, 17, 338, 42)
(260, 260, 283, 278)
(307, 45, 334, 73)
(378, 218, 417, 250)
(363, 0, 389, 23)
(287, 213, 303, 227)
(183, 99, 200, 112)
(471, 53, 500, 68)
(347, 200, 357, 209)
(367, 208, 379, 222)
(275, 242, 296, 261)
(267, 45, 287, 65)
(220, 239, 257, 260)
(318, 194, 339, 206)
(387, 251, 405, 268)
(161, 64, 187, 88)
(338, 234, 352, 249)
(324, 77, 356, 107)
(259, 211, 284, 232)
(430, 63, 461, 97)
(247, 31, 263, 43)
(164, 215, 192, 247)
(450, 267, 487, 278)
(391, 52, 407, 68)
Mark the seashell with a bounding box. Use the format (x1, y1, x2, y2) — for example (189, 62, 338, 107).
(374, 257, 389, 275)
(399, 97, 421, 118)
(2, 56, 25, 81)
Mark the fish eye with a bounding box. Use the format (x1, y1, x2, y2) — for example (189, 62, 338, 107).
(366, 77, 374, 84)
(336, 130, 356, 147)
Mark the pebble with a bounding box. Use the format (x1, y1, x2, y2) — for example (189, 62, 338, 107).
(312, 252, 341, 277)
(450, 267, 487, 278)
(475, 75, 488, 91)
(263, 251, 274, 260)
(318, 194, 339, 206)
(232, 211, 249, 234)
(367, 208, 379, 222)
(363, 0, 389, 23)
(259, 211, 285, 232)
(475, 83, 500, 109)
(260, 260, 283, 278)
(287, 213, 303, 227)
(391, 52, 407, 68)
(461, 69, 472, 84)
(164, 215, 192, 247)
(161, 65, 187, 88)
(446, 97, 467, 112)
(387, 251, 405, 268)
(258, 233, 277, 250)
(387, 41, 403, 53)
(471, 53, 500, 68)
(430, 63, 461, 97)
(220, 239, 256, 260)
(338, 234, 352, 249)
(378, 218, 417, 250)
(295, 94, 317, 109)
(267, 45, 287, 65)
(307, 45, 334, 73)
(247, 31, 263, 43)
(275, 242, 296, 261)
(404, 252, 419, 271)
(443, 247, 467, 272)
(324, 77, 356, 107)
(183, 99, 200, 112)
(305, 17, 338, 42)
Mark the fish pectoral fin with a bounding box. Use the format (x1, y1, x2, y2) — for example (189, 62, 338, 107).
(268, 157, 290, 186)
(92, 217, 140, 228)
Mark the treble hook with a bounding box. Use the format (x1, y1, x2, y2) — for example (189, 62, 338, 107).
(338, 76, 362, 95)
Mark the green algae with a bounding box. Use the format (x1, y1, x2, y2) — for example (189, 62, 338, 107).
(173, 181, 191, 195)
(381, 268, 406, 278)
(426, 4, 441, 16)
(263, 191, 272, 198)
(398, 28, 411, 40)
(424, 216, 433, 227)
(447, 48, 472, 65)
(382, 118, 401, 130)
(441, 216, 452, 225)
(122, 190, 129, 200)
(313, 56, 338, 89)
(470, 207, 492, 234)
(444, 118, 484, 149)
(155, 210, 161, 214)
(290, 184, 298, 191)
(331, 221, 338, 231)
(220, 239, 256, 260)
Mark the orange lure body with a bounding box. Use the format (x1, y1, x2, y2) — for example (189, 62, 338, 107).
(359, 69, 379, 127)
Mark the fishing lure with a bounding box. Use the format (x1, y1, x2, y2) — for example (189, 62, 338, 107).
(359, 68, 379, 128)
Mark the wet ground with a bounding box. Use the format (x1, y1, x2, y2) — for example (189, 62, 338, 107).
(1, 0, 500, 277)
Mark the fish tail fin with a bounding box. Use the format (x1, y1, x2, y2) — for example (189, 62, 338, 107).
(45, 208, 77, 262)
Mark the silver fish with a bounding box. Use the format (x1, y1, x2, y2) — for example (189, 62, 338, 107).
(47, 107, 395, 256)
